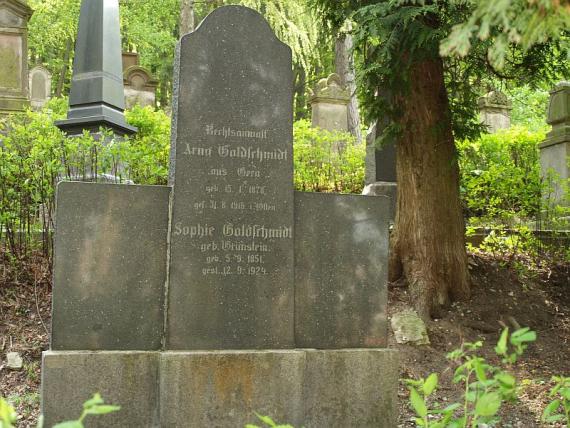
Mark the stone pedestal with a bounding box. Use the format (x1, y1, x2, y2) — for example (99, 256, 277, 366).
(363, 182, 397, 221)
(478, 90, 512, 133)
(309, 74, 350, 132)
(540, 82, 570, 207)
(0, 0, 33, 114)
(43, 349, 398, 428)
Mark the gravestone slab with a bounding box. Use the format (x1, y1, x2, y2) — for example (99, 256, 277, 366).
(29, 65, 51, 110)
(167, 6, 295, 349)
(51, 182, 170, 350)
(42, 351, 159, 427)
(294, 192, 390, 348)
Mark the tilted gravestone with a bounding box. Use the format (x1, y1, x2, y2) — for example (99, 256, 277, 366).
(42, 6, 397, 427)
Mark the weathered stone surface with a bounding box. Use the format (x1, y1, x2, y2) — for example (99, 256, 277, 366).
(51, 182, 170, 350)
(295, 192, 390, 348)
(166, 6, 295, 349)
(29, 65, 51, 110)
(6, 352, 23, 369)
(0, 0, 32, 114)
(540, 82, 570, 207)
(160, 351, 305, 427)
(478, 90, 512, 133)
(309, 73, 350, 132)
(160, 349, 398, 428)
(391, 309, 430, 345)
(362, 181, 397, 220)
(303, 349, 398, 427)
(41, 351, 159, 427)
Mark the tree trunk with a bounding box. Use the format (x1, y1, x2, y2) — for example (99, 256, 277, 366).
(55, 38, 73, 97)
(335, 26, 362, 144)
(180, 0, 195, 35)
(389, 57, 470, 319)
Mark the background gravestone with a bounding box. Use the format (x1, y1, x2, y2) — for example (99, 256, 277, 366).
(0, 0, 32, 114)
(309, 73, 350, 132)
(540, 81, 570, 208)
(122, 52, 158, 109)
(29, 65, 51, 110)
(478, 90, 512, 133)
(166, 6, 295, 349)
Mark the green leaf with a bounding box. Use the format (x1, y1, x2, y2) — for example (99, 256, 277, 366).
(52, 422, 83, 428)
(475, 392, 501, 417)
(83, 404, 121, 416)
(495, 328, 509, 356)
(82, 393, 104, 410)
(409, 387, 428, 418)
(255, 413, 277, 427)
(473, 358, 487, 382)
(510, 328, 536, 346)
(542, 399, 560, 421)
(423, 373, 438, 396)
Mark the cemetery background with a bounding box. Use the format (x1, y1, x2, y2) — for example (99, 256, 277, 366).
(0, 0, 569, 426)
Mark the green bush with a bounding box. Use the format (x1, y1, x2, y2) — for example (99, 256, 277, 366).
(293, 119, 365, 194)
(458, 126, 546, 223)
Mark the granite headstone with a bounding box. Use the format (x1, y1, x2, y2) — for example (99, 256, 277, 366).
(166, 6, 295, 349)
(51, 182, 170, 350)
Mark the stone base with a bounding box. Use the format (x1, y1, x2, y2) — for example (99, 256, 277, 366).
(42, 349, 398, 427)
(362, 181, 397, 220)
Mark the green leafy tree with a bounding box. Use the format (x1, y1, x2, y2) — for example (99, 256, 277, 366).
(311, 0, 569, 318)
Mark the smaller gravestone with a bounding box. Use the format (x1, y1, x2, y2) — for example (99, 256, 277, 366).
(122, 52, 158, 109)
(309, 73, 350, 132)
(0, 0, 33, 114)
(478, 90, 512, 133)
(540, 81, 570, 207)
(363, 121, 398, 220)
(29, 65, 51, 110)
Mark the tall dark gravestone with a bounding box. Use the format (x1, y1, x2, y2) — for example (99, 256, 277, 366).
(41, 6, 398, 427)
(167, 7, 294, 349)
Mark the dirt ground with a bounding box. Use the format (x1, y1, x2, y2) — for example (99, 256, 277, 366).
(0, 249, 569, 427)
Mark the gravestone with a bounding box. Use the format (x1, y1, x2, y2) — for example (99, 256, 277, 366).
(478, 90, 512, 133)
(309, 73, 350, 132)
(0, 0, 33, 114)
(166, 7, 295, 349)
(122, 52, 158, 109)
(363, 121, 398, 220)
(29, 65, 51, 110)
(540, 81, 570, 207)
(42, 6, 398, 427)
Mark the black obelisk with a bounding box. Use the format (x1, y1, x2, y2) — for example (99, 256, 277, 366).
(56, 0, 136, 136)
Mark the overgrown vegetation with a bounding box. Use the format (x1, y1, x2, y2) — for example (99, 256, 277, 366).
(0, 393, 119, 428)
(404, 328, 566, 428)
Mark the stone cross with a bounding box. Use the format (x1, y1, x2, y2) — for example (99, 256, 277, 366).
(42, 6, 397, 427)
(0, 0, 33, 115)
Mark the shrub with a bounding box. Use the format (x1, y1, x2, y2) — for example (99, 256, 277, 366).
(458, 126, 546, 223)
(293, 119, 365, 194)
